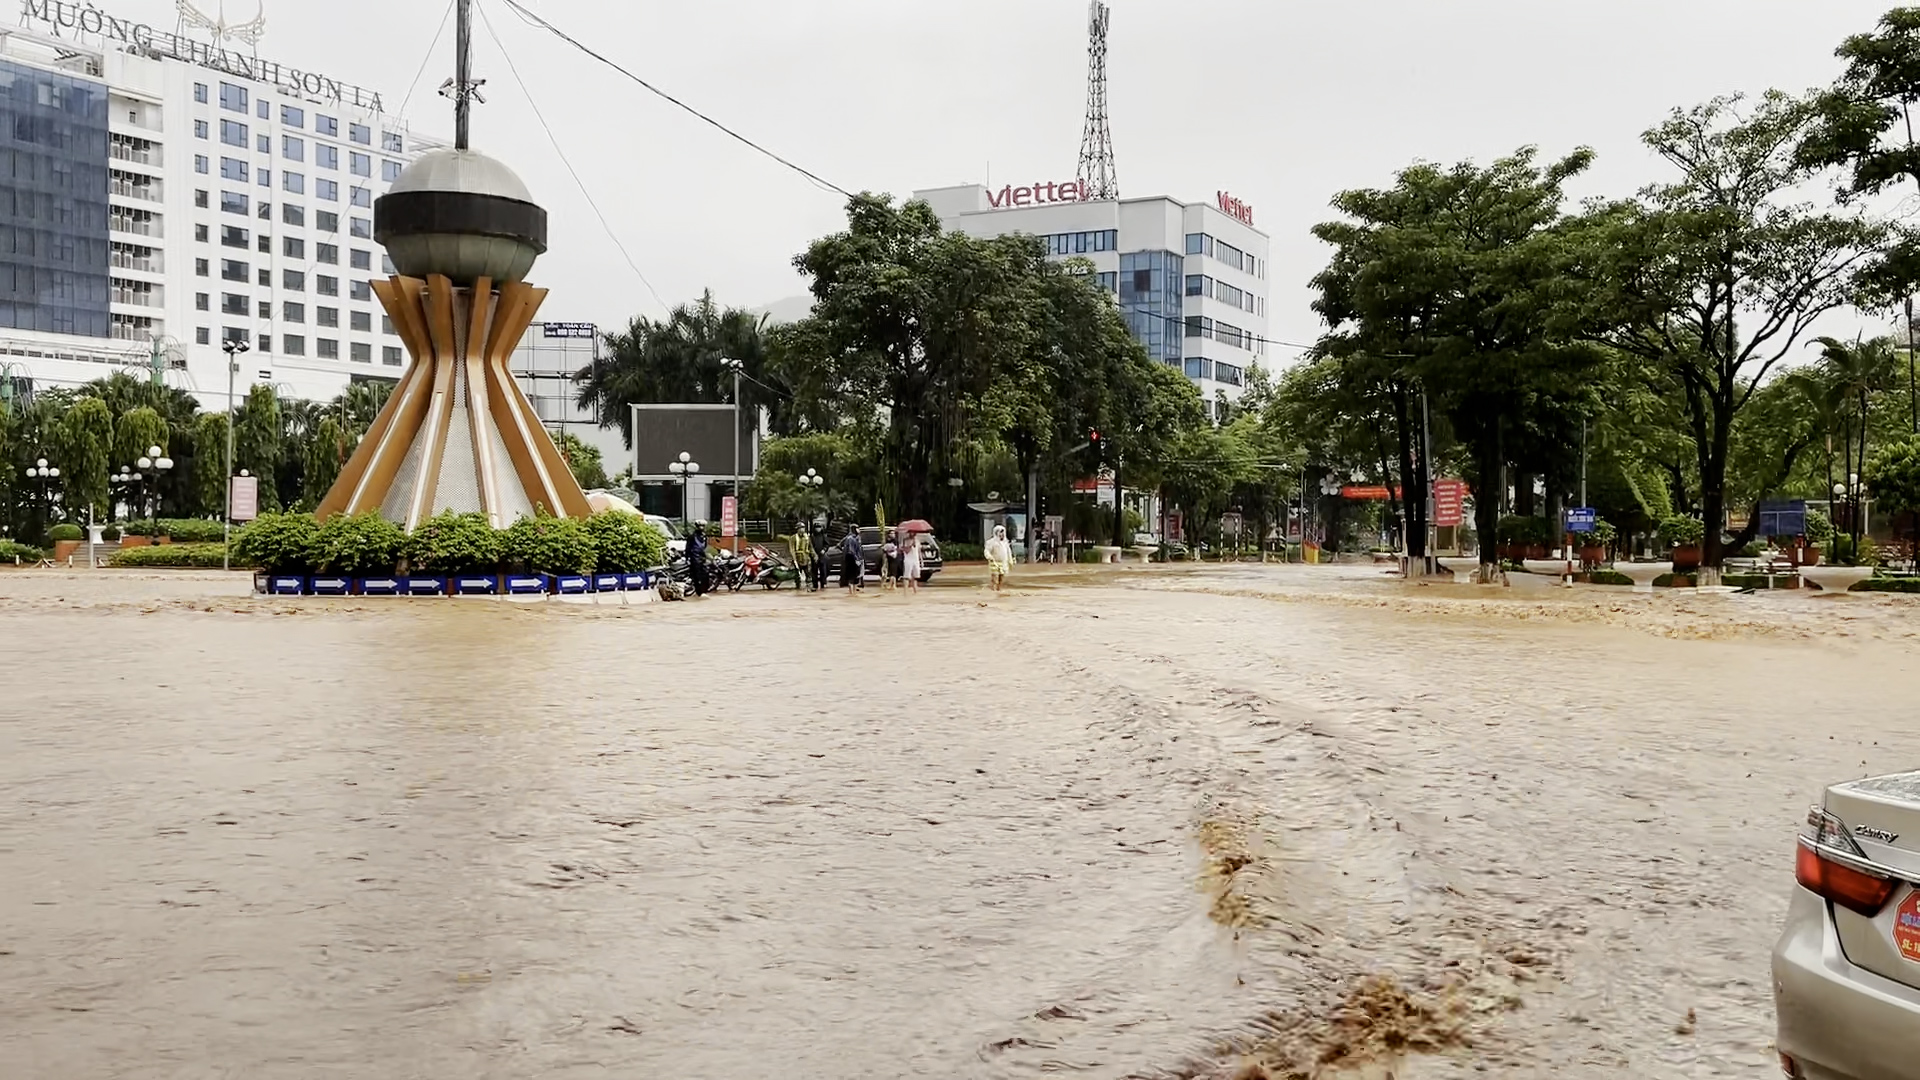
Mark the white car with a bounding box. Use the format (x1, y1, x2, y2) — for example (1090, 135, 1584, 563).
(643, 514, 686, 557)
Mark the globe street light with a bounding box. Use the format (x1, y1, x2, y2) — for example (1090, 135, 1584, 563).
(668, 451, 700, 531)
(221, 336, 251, 571)
(142, 444, 173, 519)
(26, 457, 59, 522)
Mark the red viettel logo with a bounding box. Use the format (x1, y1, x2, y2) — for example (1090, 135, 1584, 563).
(1217, 190, 1254, 226)
(988, 179, 1090, 208)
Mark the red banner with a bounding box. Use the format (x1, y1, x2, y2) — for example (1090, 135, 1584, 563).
(1340, 485, 1402, 500)
(1432, 478, 1466, 527)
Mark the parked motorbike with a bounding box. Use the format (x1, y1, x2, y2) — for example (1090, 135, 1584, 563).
(746, 545, 800, 589)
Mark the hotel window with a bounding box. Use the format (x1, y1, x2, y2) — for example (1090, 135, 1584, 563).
(195, 258, 209, 276)
(256, 200, 270, 221)
(350, 217, 371, 239)
(255, 99, 269, 119)
(351, 342, 371, 363)
(350, 249, 372, 270)
(195, 223, 209, 242)
(194, 119, 209, 140)
(194, 189, 208, 208)
(257, 332, 271, 353)
(219, 119, 247, 147)
(194, 292, 208, 311)
(316, 210, 339, 233)
(283, 171, 305, 195)
(282, 135, 304, 163)
(196, 327, 210, 344)
(1184, 357, 1213, 380)
(317, 275, 338, 296)
(194, 82, 208, 104)
(257, 300, 270, 318)
(382, 254, 395, 274)
(349, 152, 370, 177)
(1214, 361, 1244, 387)
(220, 259, 247, 282)
(317, 306, 339, 328)
(281, 105, 304, 128)
(350, 280, 371, 301)
(257, 268, 270, 286)
(283, 237, 305, 259)
(317, 179, 339, 202)
(219, 82, 247, 113)
(382, 131, 403, 152)
(256, 133, 269, 154)
(257, 234, 270, 254)
(316, 243, 339, 265)
(316, 144, 338, 170)
(350, 123, 371, 145)
(283, 269, 305, 291)
(317, 338, 339, 359)
(1094, 271, 1116, 293)
(220, 191, 247, 216)
(194, 154, 209, 174)
(382, 315, 395, 335)
(316, 115, 338, 137)
(283, 334, 305, 356)
(382, 160, 403, 182)
(283, 302, 305, 323)
(382, 346, 402, 365)
(282, 203, 304, 226)
(256, 168, 270, 188)
(221, 293, 247, 315)
(350, 310, 371, 332)
(350, 186, 371, 208)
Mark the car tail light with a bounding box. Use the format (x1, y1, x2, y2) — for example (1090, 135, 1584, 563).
(1797, 807, 1898, 916)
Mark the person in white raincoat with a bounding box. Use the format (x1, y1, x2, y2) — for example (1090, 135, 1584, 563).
(984, 524, 1013, 593)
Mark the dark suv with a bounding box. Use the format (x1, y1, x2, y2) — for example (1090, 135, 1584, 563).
(819, 527, 943, 583)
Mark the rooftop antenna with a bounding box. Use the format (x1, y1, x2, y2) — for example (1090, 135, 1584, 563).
(1076, 0, 1118, 200)
(436, 0, 486, 149)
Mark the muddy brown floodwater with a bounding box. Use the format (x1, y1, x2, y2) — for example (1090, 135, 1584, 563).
(4, 563, 1919, 1079)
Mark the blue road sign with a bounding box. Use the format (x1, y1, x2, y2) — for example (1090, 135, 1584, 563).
(1566, 507, 1597, 531)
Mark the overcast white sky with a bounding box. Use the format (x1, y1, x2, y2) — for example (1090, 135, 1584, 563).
(111, 0, 1905, 359)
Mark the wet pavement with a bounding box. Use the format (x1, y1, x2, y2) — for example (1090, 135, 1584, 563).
(3, 563, 1917, 1078)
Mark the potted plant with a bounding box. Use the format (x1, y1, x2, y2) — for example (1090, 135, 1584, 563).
(46, 523, 83, 563)
(231, 512, 321, 594)
(1574, 519, 1616, 569)
(1798, 508, 1834, 567)
(1659, 514, 1706, 571)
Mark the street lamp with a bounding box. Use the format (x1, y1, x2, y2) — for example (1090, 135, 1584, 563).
(221, 336, 251, 571)
(668, 451, 700, 531)
(26, 457, 59, 523)
(137, 444, 172, 519)
(800, 467, 825, 525)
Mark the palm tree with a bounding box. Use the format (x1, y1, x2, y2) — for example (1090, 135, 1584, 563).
(573, 290, 777, 448)
(1812, 336, 1900, 554)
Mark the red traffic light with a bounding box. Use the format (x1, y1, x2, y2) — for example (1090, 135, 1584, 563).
(1089, 429, 1101, 442)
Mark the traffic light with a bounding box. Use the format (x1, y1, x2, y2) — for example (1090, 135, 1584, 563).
(1089, 429, 1103, 461)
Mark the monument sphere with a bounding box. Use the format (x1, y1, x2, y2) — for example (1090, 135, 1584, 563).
(373, 148, 548, 284)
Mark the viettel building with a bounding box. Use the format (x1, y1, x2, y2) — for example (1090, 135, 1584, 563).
(1, 1, 446, 405)
(913, 179, 1270, 415)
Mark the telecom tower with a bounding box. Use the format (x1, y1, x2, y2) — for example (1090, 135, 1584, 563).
(1076, 0, 1118, 200)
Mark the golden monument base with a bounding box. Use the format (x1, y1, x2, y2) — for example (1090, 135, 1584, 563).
(315, 273, 590, 528)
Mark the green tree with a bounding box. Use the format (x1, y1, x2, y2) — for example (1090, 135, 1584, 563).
(1865, 431, 1920, 559)
(191, 412, 230, 519)
(551, 430, 610, 489)
(58, 397, 113, 522)
(234, 384, 283, 511)
(302, 415, 353, 510)
(1574, 92, 1893, 574)
(575, 291, 779, 447)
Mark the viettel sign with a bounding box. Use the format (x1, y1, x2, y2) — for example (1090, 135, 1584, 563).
(1216, 191, 1254, 226)
(989, 179, 1091, 208)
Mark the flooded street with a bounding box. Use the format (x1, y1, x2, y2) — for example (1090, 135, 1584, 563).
(5, 564, 1919, 1078)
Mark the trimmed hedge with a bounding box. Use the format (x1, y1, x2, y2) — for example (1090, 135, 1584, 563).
(46, 523, 83, 542)
(160, 518, 230, 543)
(939, 542, 983, 562)
(109, 542, 230, 568)
(1584, 570, 1633, 586)
(1855, 577, 1920, 593)
(585, 510, 667, 572)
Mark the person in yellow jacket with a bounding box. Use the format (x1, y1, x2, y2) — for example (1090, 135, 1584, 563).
(791, 527, 815, 592)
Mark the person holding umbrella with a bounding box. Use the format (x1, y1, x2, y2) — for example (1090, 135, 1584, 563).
(902, 527, 924, 593)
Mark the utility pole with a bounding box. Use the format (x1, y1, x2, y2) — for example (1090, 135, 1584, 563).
(454, 0, 472, 150)
(728, 358, 740, 551)
(1907, 296, 1917, 434)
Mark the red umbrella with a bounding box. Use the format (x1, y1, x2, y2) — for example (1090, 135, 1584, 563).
(897, 519, 935, 535)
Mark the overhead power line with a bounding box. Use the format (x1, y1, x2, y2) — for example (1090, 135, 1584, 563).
(397, 0, 458, 122)
(495, 0, 853, 199)
(475, 0, 669, 314)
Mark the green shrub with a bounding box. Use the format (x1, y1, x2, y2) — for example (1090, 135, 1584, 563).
(158, 518, 229, 543)
(1856, 576, 1920, 593)
(121, 519, 157, 537)
(313, 512, 406, 577)
(101, 525, 121, 541)
(0, 540, 45, 562)
(1651, 572, 1698, 588)
(1572, 518, 1617, 546)
(109, 542, 230, 568)
(46, 523, 83, 542)
(1497, 515, 1552, 546)
(1805, 508, 1835, 546)
(1829, 535, 1881, 567)
(1076, 547, 1106, 564)
(406, 511, 501, 575)
(1657, 515, 1705, 547)
(585, 511, 667, 572)
(1584, 570, 1633, 586)
(502, 512, 595, 574)
(231, 512, 320, 573)
(940, 541, 983, 562)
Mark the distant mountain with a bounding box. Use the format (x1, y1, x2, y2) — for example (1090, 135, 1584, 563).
(753, 295, 814, 327)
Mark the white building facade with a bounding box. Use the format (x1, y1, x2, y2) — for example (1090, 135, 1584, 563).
(1, 2, 443, 407)
(913, 181, 1270, 413)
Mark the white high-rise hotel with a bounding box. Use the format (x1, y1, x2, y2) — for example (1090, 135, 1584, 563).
(1, 0, 445, 404)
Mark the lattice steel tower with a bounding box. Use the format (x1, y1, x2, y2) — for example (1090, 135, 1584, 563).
(1076, 0, 1118, 200)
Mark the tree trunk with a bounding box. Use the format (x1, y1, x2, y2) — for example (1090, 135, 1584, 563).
(1473, 426, 1504, 583)
(1391, 386, 1428, 563)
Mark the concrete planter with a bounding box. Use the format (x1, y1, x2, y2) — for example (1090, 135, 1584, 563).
(51, 539, 81, 562)
(120, 535, 153, 549)
(1799, 566, 1874, 594)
